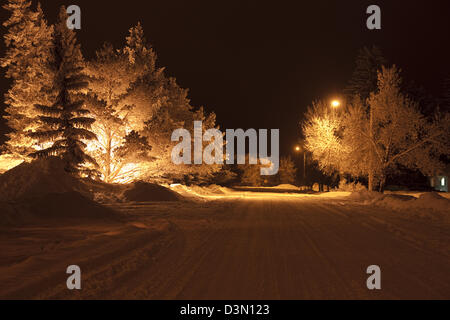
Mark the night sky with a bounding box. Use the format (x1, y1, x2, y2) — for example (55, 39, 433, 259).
(1, 0, 450, 156)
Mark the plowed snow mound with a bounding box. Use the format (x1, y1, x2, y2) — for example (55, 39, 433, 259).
(349, 191, 450, 215)
(0, 158, 121, 226)
(0, 192, 120, 227)
(348, 191, 384, 202)
(189, 185, 226, 195)
(0, 157, 86, 201)
(274, 184, 301, 190)
(410, 192, 450, 211)
(123, 182, 181, 202)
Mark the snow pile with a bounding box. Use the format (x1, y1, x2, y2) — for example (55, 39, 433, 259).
(0, 192, 120, 227)
(274, 184, 301, 191)
(348, 191, 384, 203)
(0, 154, 23, 174)
(0, 157, 87, 201)
(0, 158, 120, 226)
(123, 181, 182, 202)
(381, 192, 450, 212)
(190, 185, 227, 196)
(349, 191, 450, 215)
(169, 184, 232, 199)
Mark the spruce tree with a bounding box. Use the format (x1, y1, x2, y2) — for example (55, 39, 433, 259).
(30, 6, 97, 174)
(1, 0, 53, 159)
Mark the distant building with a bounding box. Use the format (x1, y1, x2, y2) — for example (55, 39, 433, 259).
(430, 176, 448, 192)
(430, 165, 449, 192)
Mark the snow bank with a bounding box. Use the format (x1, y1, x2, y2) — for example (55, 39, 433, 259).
(273, 184, 301, 191)
(395, 192, 450, 212)
(123, 181, 182, 202)
(0, 157, 87, 201)
(0, 192, 120, 227)
(0, 158, 119, 226)
(349, 191, 450, 215)
(0, 154, 23, 174)
(169, 184, 232, 199)
(190, 185, 227, 196)
(348, 191, 385, 203)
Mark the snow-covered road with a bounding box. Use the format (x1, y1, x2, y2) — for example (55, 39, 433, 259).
(0, 194, 449, 299)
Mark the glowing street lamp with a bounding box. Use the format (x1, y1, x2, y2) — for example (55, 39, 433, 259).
(331, 100, 341, 108)
(294, 145, 306, 183)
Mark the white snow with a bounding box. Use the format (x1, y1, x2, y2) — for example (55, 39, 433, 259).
(1, 191, 448, 299)
(346, 191, 450, 221)
(0, 154, 23, 174)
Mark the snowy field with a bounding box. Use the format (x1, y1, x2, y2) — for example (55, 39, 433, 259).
(0, 182, 449, 300)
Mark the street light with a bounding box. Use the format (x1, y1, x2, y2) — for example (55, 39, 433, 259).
(294, 145, 306, 185)
(331, 100, 341, 108)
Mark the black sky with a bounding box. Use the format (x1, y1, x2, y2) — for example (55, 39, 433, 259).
(1, 0, 450, 156)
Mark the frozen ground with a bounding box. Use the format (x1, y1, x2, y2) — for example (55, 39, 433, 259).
(0, 185, 448, 300)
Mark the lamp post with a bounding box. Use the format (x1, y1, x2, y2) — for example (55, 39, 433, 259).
(295, 145, 306, 185)
(331, 99, 341, 118)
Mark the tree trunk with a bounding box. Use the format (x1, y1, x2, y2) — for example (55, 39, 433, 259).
(378, 173, 386, 193)
(368, 104, 374, 192)
(368, 170, 374, 192)
(105, 131, 112, 183)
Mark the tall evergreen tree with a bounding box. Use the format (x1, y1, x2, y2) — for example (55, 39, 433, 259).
(344, 46, 388, 102)
(1, 0, 53, 159)
(30, 6, 97, 174)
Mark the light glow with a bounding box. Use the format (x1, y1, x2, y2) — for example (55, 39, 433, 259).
(331, 100, 341, 108)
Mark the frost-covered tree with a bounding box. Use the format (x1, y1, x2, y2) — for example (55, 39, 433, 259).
(275, 157, 297, 185)
(120, 22, 165, 130)
(85, 42, 145, 182)
(365, 66, 449, 191)
(30, 7, 96, 174)
(120, 23, 221, 182)
(143, 93, 221, 182)
(303, 100, 344, 175)
(84, 23, 220, 183)
(304, 66, 449, 192)
(1, 0, 53, 159)
(241, 163, 264, 186)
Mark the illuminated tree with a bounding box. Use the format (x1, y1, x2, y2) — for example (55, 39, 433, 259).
(85, 24, 168, 182)
(85, 42, 144, 182)
(143, 92, 221, 182)
(1, 0, 53, 159)
(118, 23, 221, 182)
(84, 23, 220, 183)
(30, 7, 96, 174)
(365, 66, 449, 191)
(241, 162, 264, 186)
(304, 66, 449, 192)
(303, 100, 344, 175)
(120, 22, 164, 130)
(275, 157, 297, 185)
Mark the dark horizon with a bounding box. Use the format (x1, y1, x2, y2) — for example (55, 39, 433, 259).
(1, 0, 450, 156)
